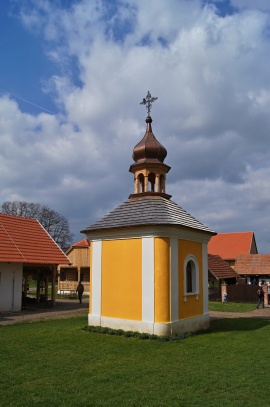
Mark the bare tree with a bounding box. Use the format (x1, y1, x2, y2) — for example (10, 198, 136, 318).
(1, 201, 74, 250)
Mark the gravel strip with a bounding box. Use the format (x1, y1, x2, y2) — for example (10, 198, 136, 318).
(1, 300, 270, 326)
(0, 299, 88, 325)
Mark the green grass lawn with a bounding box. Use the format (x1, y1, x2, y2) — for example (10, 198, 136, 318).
(209, 301, 257, 313)
(1, 316, 270, 407)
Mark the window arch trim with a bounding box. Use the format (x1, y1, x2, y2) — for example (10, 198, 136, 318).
(184, 255, 199, 297)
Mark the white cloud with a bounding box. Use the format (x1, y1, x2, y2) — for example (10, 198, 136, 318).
(231, 0, 270, 12)
(1, 0, 270, 252)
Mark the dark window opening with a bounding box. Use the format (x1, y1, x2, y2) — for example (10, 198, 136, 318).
(186, 261, 192, 293)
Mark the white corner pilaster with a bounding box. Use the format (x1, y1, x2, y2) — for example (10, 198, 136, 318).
(91, 240, 102, 316)
(142, 236, 154, 323)
(171, 238, 178, 321)
(202, 242, 209, 314)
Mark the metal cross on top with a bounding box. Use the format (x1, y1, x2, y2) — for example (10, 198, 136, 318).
(140, 91, 158, 116)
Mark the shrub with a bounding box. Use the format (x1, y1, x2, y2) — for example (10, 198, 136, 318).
(82, 325, 209, 341)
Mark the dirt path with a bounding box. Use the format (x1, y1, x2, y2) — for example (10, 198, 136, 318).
(210, 306, 270, 320)
(0, 299, 88, 326)
(1, 300, 270, 326)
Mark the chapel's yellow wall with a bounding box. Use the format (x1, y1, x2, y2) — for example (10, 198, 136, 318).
(101, 239, 142, 320)
(178, 240, 203, 319)
(154, 237, 170, 323)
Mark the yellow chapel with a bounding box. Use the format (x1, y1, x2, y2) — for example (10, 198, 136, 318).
(81, 93, 215, 335)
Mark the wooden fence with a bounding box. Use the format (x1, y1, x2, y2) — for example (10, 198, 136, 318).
(225, 284, 260, 303)
(209, 288, 221, 301)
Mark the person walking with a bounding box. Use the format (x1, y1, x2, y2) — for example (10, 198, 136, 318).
(257, 286, 264, 309)
(76, 281, 84, 304)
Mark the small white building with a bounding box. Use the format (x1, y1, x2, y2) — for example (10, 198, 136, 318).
(0, 213, 71, 312)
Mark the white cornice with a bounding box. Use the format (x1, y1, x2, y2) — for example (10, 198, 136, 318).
(84, 225, 213, 243)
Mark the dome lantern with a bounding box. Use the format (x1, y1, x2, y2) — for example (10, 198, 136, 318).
(129, 92, 171, 199)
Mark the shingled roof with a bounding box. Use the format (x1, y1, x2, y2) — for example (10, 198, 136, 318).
(81, 196, 215, 234)
(235, 254, 270, 276)
(0, 213, 71, 265)
(208, 254, 238, 280)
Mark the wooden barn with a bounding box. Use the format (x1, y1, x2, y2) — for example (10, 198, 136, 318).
(57, 238, 90, 295)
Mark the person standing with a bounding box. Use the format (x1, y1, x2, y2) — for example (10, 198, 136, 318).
(268, 284, 270, 305)
(76, 281, 84, 304)
(257, 286, 264, 309)
(251, 278, 257, 286)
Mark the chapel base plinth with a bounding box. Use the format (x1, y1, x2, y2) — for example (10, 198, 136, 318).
(88, 313, 210, 336)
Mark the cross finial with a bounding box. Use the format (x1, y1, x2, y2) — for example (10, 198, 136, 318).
(140, 91, 158, 116)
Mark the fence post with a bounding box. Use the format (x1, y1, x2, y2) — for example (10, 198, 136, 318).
(221, 284, 227, 303)
(262, 285, 267, 307)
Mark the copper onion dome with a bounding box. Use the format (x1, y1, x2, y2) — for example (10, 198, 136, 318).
(132, 116, 167, 164)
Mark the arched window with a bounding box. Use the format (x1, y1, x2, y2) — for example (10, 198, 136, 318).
(148, 173, 155, 192)
(160, 175, 165, 193)
(184, 256, 199, 295)
(138, 173, 145, 193)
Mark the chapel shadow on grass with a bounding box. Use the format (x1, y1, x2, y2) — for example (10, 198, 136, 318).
(210, 318, 270, 333)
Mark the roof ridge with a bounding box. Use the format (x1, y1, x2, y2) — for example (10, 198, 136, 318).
(214, 231, 253, 235)
(37, 220, 71, 263)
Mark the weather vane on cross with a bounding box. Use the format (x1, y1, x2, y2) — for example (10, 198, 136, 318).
(140, 91, 158, 116)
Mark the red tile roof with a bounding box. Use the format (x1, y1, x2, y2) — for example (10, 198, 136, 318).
(208, 254, 238, 280)
(0, 214, 71, 265)
(66, 238, 90, 255)
(235, 254, 270, 276)
(72, 238, 90, 248)
(208, 232, 256, 259)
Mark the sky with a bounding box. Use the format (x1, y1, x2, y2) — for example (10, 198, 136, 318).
(1, 0, 270, 253)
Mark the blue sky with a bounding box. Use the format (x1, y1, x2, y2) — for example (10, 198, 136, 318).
(1, 0, 270, 252)
(0, 2, 55, 114)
